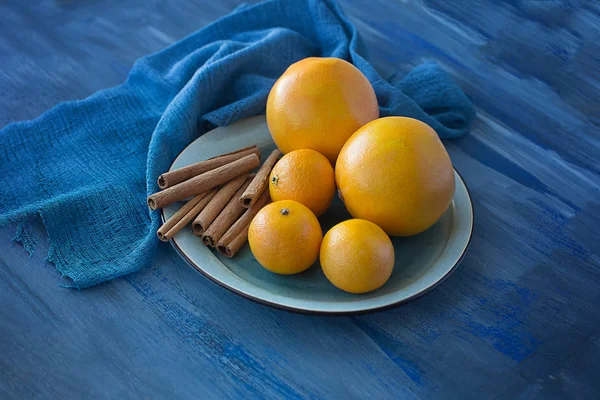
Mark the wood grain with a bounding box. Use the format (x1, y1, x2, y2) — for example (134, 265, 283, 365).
(1, 0, 599, 398)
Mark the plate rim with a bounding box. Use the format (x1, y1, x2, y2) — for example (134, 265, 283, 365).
(161, 122, 474, 315)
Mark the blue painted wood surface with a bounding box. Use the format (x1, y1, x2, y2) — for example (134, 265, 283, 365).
(1, 0, 599, 398)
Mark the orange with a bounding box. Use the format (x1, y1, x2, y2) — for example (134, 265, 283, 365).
(248, 200, 322, 275)
(320, 219, 394, 294)
(335, 117, 455, 237)
(269, 149, 335, 217)
(266, 57, 379, 163)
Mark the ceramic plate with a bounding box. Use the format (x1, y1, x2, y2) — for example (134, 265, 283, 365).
(163, 115, 473, 314)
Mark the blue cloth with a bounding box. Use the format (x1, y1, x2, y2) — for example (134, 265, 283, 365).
(0, 0, 474, 289)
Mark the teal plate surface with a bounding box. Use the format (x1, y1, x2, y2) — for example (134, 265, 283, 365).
(163, 115, 473, 314)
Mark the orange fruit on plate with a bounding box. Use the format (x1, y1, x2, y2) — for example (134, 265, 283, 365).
(269, 149, 335, 217)
(320, 219, 394, 294)
(266, 57, 379, 163)
(248, 200, 322, 275)
(335, 117, 455, 236)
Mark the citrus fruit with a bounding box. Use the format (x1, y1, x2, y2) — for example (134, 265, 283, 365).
(335, 117, 455, 237)
(269, 149, 335, 217)
(248, 200, 322, 275)
(266, 57, 379, 163)
(320, 219, 394, 294)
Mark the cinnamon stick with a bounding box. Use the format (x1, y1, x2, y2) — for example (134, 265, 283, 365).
(201, 175, 254, 247)
(217, 190, 270, 258)
(240, 149, 281, 208)
(217, 225, 250, 259)
(157, 187, 218, 242)
(192, 173, 252, 236)
(158, 145, 259, 189)
(148, 153, 259, 210)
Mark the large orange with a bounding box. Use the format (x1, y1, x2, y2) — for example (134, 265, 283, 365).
(248, 200, 322, 275)
(335, 117, 455, 236)
(266, 57, 379, 163)
(320, 219, 394, 294)
(269, 149, 335, 217)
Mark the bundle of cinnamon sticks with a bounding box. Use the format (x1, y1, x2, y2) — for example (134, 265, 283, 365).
(149, 145, 281, 258)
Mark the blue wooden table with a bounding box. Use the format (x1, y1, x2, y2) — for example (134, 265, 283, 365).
(1, 1, 599, 398)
